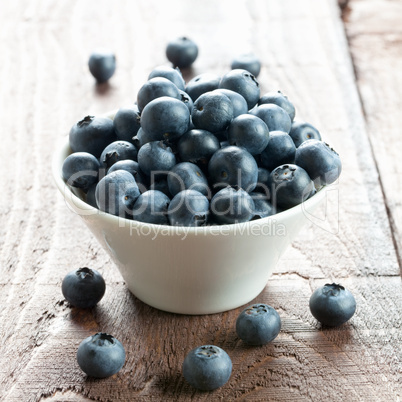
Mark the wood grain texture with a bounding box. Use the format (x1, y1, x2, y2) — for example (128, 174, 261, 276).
(343, 0, 402, 269)
(0, 0, 401, 401)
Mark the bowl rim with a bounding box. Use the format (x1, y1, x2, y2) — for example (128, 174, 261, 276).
(53, 118, 329, 237)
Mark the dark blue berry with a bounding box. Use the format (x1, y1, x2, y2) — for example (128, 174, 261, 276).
(236, 303, 281, 345)
(250, 104, 292, 133)
(227, 114, 269, 155)
(269, 164, 314, 209)
(185, 73, 221, 102)
(62, 152, 100, 191)
(167, 162, 209, 197)
(192, 91, 234, 133)
(149, 176, 172, 198)
(258, 91, 295, 121)
(179, 89, 194, 113)
(137, 77, 181, 112)
(309, 283, 356, 326)
(260, 131, 296, 172)
(166, 37, 198, 68)
(167, 189, 209, 227)
(177, 129, 220, 170)
(113, 105, 141, 144)
(140, 96, 190, 142)
(88, 50, 116, 83)
(211, 187, 255, 224)
(132, 190, 170, 225)
(137, 141, 176, 178)
(182, 345, 232, 391)
(295, 139, 341, 186)
(208, 146, 258, 192)
(100, 140, 138, 170)
(250, 192, 274, 219)
(213, 89, 248, 118)
(95, 170, 140, 217)
(289, 121, 321, 147)
(77, 333, 125, 378)
(254, 167, 271, 195)
(148, 65, 186, 91)
(61, 267, 106, 308)
(219, 69, 260, 110)
(69, 115, 117, 158)
(107, 159, 148, 193)
(231, 53, 261, 77)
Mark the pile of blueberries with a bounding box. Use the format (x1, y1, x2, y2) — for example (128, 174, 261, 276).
(63, 50, 341, 227)
(62, 267, 356, 389)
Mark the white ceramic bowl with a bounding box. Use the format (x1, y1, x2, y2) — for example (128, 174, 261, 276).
(53, 124, 328, 315)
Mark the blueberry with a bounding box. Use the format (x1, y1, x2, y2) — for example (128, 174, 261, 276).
(258, 91, 295, 121)
(269, 164, 314, 209)
(213, 89, 248, 118)
(107, 159, 148, 193)
(219, 69, 260, 110)
(236, 304, 281, 345)
(132, 127, 153, 148)
(166, 36, 198, 68)
(211, 187, 255, 224)
(86, 183, 98, 208)
(137, 77, 181, 112)
(250, 192, 274, 219)
(95, 170, 140, 217)
(77, 333, 125, 378)
(167, 189, 209, 227)
(230, 53, 261, 77)
(227, 114, 269, 155)
(148, 65, 186, 91)
(113, 105, 141, 143)
(61, 267, 106, 308)
(100, 140, 138, 170)
(88, 50, 116, 83)
(250, 104, 292, 133)
(289, 121, 321, 147)
(192, 91, 234, 133)
(167, 162, 209, 197)
(177, 129, 220, 170)
(178, 89, 194, 113)
(260, 131, 296, 171)
(254, 167, 271, 195)
(309, 283, 356, 326)
(208, 146, 258, 192)
(182, 345, 232, 391)
(185, 73, 221, 102)
(62, 152, 100, 191)
(149, 176, 172, 198)
(132, 190, 170, 225)
(69, 115, 117, 158)
(137, 141, 176, 178)
(140, 96, 190, 142)
(295, 139, 341, 186)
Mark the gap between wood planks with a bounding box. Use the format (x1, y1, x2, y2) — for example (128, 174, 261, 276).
(337, 0, 402, 275)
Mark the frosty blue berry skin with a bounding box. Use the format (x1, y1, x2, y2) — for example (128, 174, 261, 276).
(62, 267, 106, 308)
(258, 90, 295, 121)
(182, 345, 232, 391)
(167, 162, 209, 197)
(289, 121, 321, 147)
(100, 140, 138, 170)
(62, 152, 100, 191)
(236, 303, 281, 345)
(166, 37, 198, 69)
(269, 164, 314, 210)
(295, 139, 342, 186)
(137, 141, 176, 178)
(113, 105, 141, 144)
(213, 89, 248, 118)
(250, 103, 292, 133)
(185, 73, 221, 102)
(260, 131, 296, 172)
(148, 65, 186, 91)
(132, 190, 170, 225)
(69, 115, 117, 158)
(88, 50, 116, 83)
(231, 53, 261, 77)
(309, 283, 356, 327)
(77, 333, 125, 378)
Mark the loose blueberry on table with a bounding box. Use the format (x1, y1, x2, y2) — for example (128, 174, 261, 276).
(77, 332, 126, 378)
(182, 345, 232, 391)
(166, 36, 199, 69)
(88, 50, 116, 83)
(309, 283, 356, 327)
(61, 267, 106, 308)
(236, 303, 281, 345)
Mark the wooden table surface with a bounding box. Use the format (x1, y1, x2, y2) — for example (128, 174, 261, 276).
(1, 0, 401, 400)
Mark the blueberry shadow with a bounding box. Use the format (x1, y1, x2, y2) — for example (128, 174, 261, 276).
(94, 81, 113, 96)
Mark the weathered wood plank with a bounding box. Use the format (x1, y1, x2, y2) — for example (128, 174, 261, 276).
(343, 0, 402, 269)
(0, 0, 401, 401)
